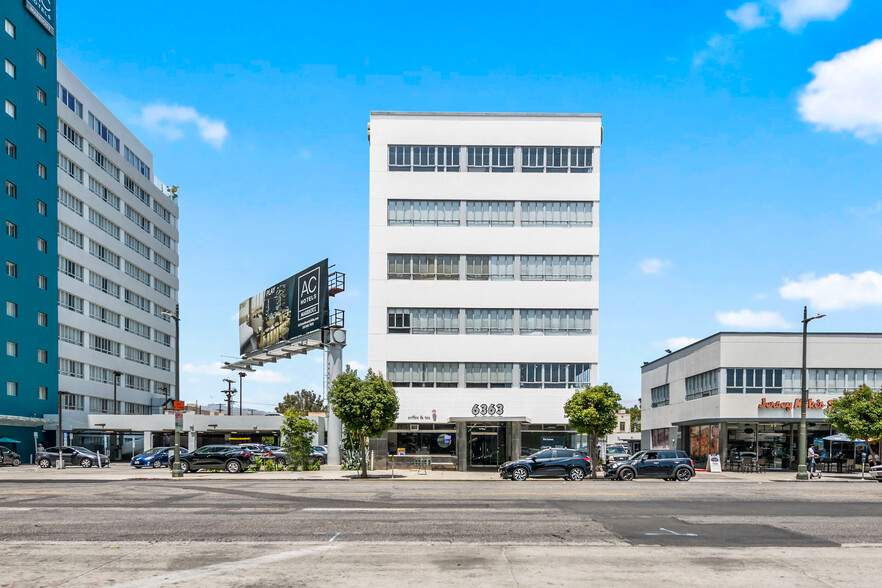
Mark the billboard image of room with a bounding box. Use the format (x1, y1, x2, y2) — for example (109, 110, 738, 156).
(238, 259, 329, 356)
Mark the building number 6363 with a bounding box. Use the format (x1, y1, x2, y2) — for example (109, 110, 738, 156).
(472, 403, 504, 416)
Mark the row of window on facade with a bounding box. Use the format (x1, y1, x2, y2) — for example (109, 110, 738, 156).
(651, 368, 882, 405)
(388, 308, 592, 335)
(388, 145, 594, 173)
(388, 254, 592, 281)
(58, 254, 176, 306)
(5, 341, 49, 364)
(5, 381, 49, 400)
(388, 200, 593, 227)
(57, 391, 153, 415)
(58, 357, 172, 394)
(387, 362, 591, 389)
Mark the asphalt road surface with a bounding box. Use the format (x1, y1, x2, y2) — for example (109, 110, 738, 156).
(2, 478, 881, 586)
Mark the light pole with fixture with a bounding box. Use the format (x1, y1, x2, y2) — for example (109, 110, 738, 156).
(112, 371, 122, 460)
(56, 391, 69, 469)
(162, 304, 183, 478)
(796, 306, 826, 481)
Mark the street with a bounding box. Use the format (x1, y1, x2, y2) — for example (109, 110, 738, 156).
(1, 473, 881, 586)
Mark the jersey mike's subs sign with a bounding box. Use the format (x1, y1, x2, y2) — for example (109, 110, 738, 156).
(757, 397, 834, 411)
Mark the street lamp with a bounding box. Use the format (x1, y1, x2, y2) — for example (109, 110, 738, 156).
(162, 304, 183, 478)
(112, 371, 122, 461)
(796, 305, 826, 481)
(238, 372, 246, 416)
(56, 391, 69, 469)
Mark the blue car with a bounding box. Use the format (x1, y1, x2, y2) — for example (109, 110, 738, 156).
(130, 446, 189, 469)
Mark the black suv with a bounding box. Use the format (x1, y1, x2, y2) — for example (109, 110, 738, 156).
(176, 445, 253, 473)
(500, 448, 592, 481)
(606, 450, 695, 481)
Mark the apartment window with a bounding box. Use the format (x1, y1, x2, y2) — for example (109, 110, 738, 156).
(154, 356, 171, 372)
(124, 261, 151, 286)
(37, 274, 47, 290)
(388, 145, 459, 172)
(89, 302, 120, 327)
(466, 201, 515, 226)
(154, 330, 172, 347)
(403, 308, 458, 334)
(520, 256, 591, 281)
(5, 221, 17, 238)
(387, 254, 459, 280)
(89, 177, 121, 210)
(125, 346, 151, 366)
(5, 140, 15, 158)
(58, 118, 83, 150)
(37, 162, 47, 179)
(90, 334, 121, 357)
(37, 87, 47, 105)
(37, 200, 46, 215)
(5, 100, 15, 118)
(125, 204, 151, 233)
(58, 324, 84, 346)
(521, 201, 593, 226)
(124, 289, 151, 313)
(6, 382, 17, 396)
(37, 125, 47, 142)
(5, 261, 17, 278)
(154, 278, 172, 298)
(125, 317, 150, 339)
(58, 291, 84, 314)
(37, 349, 48, 363)
(124, 146, 151, 179)
(520, 363, 590, 389)
(154, 226, 174, 250)
(37, 237, 47, 253)
(685, 370, 720, 400)
(155, 304, 172, 322)
(651, 384, 670, 408)
(88, 113, 120, 152)
(523, 147, 593, 173)
(387, 200, 460, 226)
(88, 241, 121, 269)
(37, 312, 47, 327)
(4, 59, 15, 78)
(57, 83, 83, 118)
(153, 201, 172, 225)
(88, 271, 121, 298)
(126, 402, 151, 415)
(466, 255, 514, 281)
(726, 368, 784, 394)
(57, 152, 83, 183)
(58, 187, 84, 216)
(387, 362, 459, 388)
(520, 310, 591, 335)
(467, 147, 514, 172)
(89, 145, 120, 181)
(58, 256, 83, 281)
(154, 253, 173, 274)
(36, 50, 46, 68)
(124, 176, 150, 205)
(465, 363, 513, 388)
(6, 301, 17, 317)
(6, 341, 17, 357)
(62, 393, 84, 410)
(6, 181, 16, 198)
(38, 386, 47, 400)
(89, 209, 121, 240)
(4, 19, 14, 38)
(89, 366, 117, 385)
(465, 309, 514, 334)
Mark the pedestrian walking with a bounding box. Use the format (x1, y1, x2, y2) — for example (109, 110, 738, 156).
(808, 445, 821, 479)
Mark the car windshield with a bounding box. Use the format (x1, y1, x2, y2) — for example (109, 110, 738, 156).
(70, 446, 92, 453)
(629, 451, 645, 460)
(607, 446, 628, 455)
(141, 447, 165, 456)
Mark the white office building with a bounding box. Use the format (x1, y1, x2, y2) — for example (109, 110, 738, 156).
(368, 112, 601, 470)
(55, 61, 179, 428)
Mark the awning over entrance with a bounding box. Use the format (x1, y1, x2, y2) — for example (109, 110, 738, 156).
(0, 414, 52, 428)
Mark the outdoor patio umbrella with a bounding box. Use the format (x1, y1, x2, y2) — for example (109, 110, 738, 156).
(0, 437, 22, 444)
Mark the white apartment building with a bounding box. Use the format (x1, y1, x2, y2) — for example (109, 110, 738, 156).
(55, 61, 179, 428)
(368, 112, 601, 470)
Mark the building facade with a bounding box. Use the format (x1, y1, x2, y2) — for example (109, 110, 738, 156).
(1, 1, 58, 463)
(54, 61, 179, 445)
(641, 332, 882, 470)
(368, 112, 601, 470)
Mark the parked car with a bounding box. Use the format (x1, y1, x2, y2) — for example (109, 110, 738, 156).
(311, 446, 328, 464)
(130, 446, 190, 469)
(605, 445, 631, 464)
(605, 450, 695, 481)
(260, 445, 289, 466)
(237, 444, 274, 460)
(868, 464, 882, 482)
(499, 448, 591, 481)
(37, 446, 110, 468)
(0, 445, 21, 466)
(176, 445, 254, 473)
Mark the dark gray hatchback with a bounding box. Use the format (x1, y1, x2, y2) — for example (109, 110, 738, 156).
(605, 450, 696, 481)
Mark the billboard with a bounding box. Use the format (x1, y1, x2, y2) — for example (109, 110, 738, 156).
(25, 0, 55, 35)
(238, 259, 329, 356)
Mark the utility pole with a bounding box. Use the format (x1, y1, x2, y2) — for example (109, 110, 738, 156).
(222, 379, 236, 416)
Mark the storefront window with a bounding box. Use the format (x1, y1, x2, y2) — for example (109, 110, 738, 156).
(650, 428, 670, 449)
(688, 424, 720, 462)
(387, 431, 456, 455)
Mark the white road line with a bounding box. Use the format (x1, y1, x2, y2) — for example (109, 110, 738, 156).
(112, 544, 333, 588)
(0, 507, 32, 511)
(303, 507, 422, 512)
(841, 543, 882, 548)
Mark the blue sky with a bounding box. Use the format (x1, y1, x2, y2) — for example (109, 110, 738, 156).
(56, 1, 882, 410)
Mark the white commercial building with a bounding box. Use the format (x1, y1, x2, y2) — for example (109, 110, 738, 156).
(641, 332, 882, 470)
(55, 61, 180, 444)
(368, 112, 601, 470)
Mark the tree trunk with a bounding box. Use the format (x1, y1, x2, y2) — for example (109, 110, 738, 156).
(590, 432, 597, 480)
(360, 434, 368, 478)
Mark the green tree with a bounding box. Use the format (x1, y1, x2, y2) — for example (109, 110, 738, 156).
(627, 404, 641, 432)
(276, 389, 327, 414)
(280, 409, 318, 471)
(825, 385, 882, 459)
(564, 383, 622, 479)
(328, 366, 399, 478)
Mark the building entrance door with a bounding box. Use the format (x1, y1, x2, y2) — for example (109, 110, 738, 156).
(468, 424, 506, 469)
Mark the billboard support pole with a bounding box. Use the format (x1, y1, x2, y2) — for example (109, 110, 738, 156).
(327, 343, 343, 466)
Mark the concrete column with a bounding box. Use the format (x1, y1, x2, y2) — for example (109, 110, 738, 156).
(456, 421, 467, 471)
(719, 423, 728, 463)
(510, 422, 522, 461)
(326, 343, 344, 465)
(143, 432, 153, 452)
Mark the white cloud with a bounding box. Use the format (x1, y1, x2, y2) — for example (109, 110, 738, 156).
(666, 337, 699, 350)
(715, 310, 791, 329)
(694, 34, 737, 67)
(779, 270, 882, 310)
(248, 369, 293, 384)
(138, 104, 229, 148)
(776, 0, 851, 32)
(182, 361, 226, 376)
(346, 361, 367, 373)
(639, 258, 672, 275)
(726, 3, 770, 30)
(797, 39, 882, 142)
(182, 361, 291, 384)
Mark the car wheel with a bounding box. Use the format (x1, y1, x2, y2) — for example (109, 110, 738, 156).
(12, 458, 21, 467)
(275, 458, 287, 467)
(618, 468, 635, 481)
(80, 458, 93, 468)
(568, 467, 586, 481)
(511, 467, 529, 481)
(38, 458, 51, 468)
(675, 468, 693, 482)
(226, 460, 242, 473)
(179, 461, 190, 473)
(152, 460, 164, 468)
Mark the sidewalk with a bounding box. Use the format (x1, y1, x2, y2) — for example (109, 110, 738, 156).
(1, 464, 879, 483)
